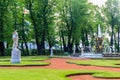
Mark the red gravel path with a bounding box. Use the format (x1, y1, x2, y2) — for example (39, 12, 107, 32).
(43, 58, 120, 71)
(43, 58, 120, 80)
(1, 58, 120, 80)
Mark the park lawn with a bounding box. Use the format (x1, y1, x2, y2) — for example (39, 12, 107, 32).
(67, 59, 120, 68)
(0, 61, 50, 66)
(21, 56, 50, 61)
(0, 56, 50, 61)
(0, 56, 50, 66)
(0, 68, 120, 80)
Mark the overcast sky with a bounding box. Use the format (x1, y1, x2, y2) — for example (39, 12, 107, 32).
(88, 0, 107, 7)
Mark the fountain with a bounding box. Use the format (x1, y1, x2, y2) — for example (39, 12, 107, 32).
(103, 45, 119, 57)
(95, 24, 103, 54)
(80, 25, 103, 58)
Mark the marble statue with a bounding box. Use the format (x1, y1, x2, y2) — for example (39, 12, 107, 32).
(12, 30, 19, 49)
(11, 30, 21, 63)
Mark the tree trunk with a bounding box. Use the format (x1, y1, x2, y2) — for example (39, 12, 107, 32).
(85, 32, 89, 46)
(29, 3, 41, 55)
(81, 29, 85, 46)
(117, 23, 120, 52)
(110, 16, 114, 47)
(47, 31, 53, 54)
(75, 43, 79, 53)
(40, 4, 48, 55)
(110, 26, 114, 46)
(118, 25, 120, 52)
(114, 33, 117, 52)
(21, 42, 25, 55)
(0, 42, 5, 56)
(61, 30, 67, 52)
(68, 43, 73, 54)
(21, 13, 29, 55)
(0, 19, 5, 56)
(39, 34, 45, 55)
(60, 35, 63, 54)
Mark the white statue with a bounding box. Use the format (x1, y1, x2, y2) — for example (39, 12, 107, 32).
(11, 30, 21, 63)
(12, 30, 18, 49)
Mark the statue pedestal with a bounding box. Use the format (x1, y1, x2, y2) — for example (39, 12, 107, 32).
(11, 48, 21, 63)
(80, 53, 103, 58)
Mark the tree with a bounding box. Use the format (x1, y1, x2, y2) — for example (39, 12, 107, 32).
(57, 0, 95, 54)
(104, 0, 120, 52)
(0, 0, 12, 56)
(105, 0, 118, 46)
(25, 0, 56, 55)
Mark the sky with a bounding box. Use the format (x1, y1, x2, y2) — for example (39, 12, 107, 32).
(88, 0, 107, 7)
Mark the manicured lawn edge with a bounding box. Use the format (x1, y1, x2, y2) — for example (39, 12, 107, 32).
(0, 56, 51, 67)
(67, 61, 117, 68)
(0, 61, 50, 66)
(66, 60, 120, 68)
(0, 61, 50, 67)
(0, 56, 51, 61)
(66, 70, 120, 79)
(0, 63, 51, 67)
(51, 56, 71, 59)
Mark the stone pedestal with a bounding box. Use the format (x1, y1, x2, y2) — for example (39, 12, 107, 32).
(11, 48, 21, 63)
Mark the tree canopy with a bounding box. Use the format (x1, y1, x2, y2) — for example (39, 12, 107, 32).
(0, 0, 120, 56)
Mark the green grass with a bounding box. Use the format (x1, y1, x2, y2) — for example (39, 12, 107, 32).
(67, 59, 120, 68)
(0, 68, 120, 80)
(0, 61, 50, 66)
(0, 57, 119, 79)
(0, 56, 50, 66)
(0, 56, 50, 61)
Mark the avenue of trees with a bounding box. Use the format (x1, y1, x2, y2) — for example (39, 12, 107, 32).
(0, 0, 120, 56)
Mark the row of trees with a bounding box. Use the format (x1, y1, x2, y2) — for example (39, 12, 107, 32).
(0, 0, 120, 56)
(105, 0, 120, 52)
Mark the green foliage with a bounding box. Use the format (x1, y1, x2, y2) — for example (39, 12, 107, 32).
(1, 0, 119, 55)
(104, 0, 120, 51)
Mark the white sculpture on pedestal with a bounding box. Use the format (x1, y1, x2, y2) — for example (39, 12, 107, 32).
(11, 30, 21, 63)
